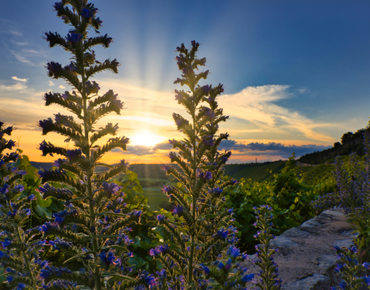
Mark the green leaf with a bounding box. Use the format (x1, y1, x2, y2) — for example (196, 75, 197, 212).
(36, 192, 52, 208)
(63, 251, 94, 264)
(104, 274, 137, 282)
(34, 204, 53, 219)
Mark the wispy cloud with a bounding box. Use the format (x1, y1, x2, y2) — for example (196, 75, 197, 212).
(10, 50, 35, 65)
(8, 30, 23, 37)
(220, 85, 335, 143)
(11, 76, 28, 82)
(59, 85, 65, 89)
(0, 83, 27, 91)
(49, 81, 54, 87)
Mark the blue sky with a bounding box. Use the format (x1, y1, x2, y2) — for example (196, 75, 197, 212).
(1, 0, 370, 164)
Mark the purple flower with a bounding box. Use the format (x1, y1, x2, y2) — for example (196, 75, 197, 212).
(200, 264, 210, 275)
(217, 228, 228, 239)
(227, 246, 240, 258)
(53, 2, 63, 11)
(169, 152, 177, 162)
(130, 210, 142, 217)
(156, 269, 167, 279)
(197, 170, 212, 181)
(157, 214, 165, 222)
(102, 182, 122, 195)
(66, 33, 82, 44)
(46, 62, 62, 76)
(173, 205, 183, 215)
(208, 187, 223, 195)
(66, 149, 82, 159)
(174, 90, 184, 101)
(81, 8, 93, 18)
(241, 273, 254, 282)
(202, 135, 214, 147)
(137, 270, 157, 286)
(202, 85, 212, 94)
(0, 184, 9, 195)
(2, 238, 12, 248)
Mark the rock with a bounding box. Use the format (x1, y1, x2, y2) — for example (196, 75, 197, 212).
(281, 273, 330, 290)
(241, 208, 368, 289)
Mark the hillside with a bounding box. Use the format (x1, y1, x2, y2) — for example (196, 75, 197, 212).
(298, 126, 369, 164)
(224, 161, 286, 182)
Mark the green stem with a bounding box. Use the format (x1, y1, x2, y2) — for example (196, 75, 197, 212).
(81, 70, 101, 290)
(9, 200, 37, 287)
(188, 85, 197, 288)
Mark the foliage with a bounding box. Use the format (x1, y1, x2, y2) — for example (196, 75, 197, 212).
(312, 130, 370, 286)
(265, 154, 319, 233)
(330, 245, 370, 290)
(221, 177, 271, 254)
(222, 154, 323, 255)
(0, 122, 45, 289)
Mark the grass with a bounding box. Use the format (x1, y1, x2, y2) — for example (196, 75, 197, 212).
(141, 186, 171, 211)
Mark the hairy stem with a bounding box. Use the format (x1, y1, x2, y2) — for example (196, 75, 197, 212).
(9, 200, 37, 287)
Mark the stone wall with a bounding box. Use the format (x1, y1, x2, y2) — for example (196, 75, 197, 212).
(241, 208, 369, 290)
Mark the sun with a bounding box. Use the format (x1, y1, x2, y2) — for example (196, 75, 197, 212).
(130, 130, 164, 147)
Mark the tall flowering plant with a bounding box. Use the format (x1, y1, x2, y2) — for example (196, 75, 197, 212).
(149, 41, 254, 289)
(38, 1, 145, 289)
(0, 122, 44, 289)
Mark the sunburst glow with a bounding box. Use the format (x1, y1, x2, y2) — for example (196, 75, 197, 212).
(130, 130, 164, 147)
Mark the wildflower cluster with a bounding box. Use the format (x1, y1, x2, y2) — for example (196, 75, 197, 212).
(251, 205, 282, 289)
(0, 122, 45, 289)
(330, 245, 370, 290)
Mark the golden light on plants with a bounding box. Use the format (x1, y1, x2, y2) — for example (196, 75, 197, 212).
(129, 130, 164, 147)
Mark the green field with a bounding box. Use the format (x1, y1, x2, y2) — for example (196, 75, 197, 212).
(141, 186, 171, 211)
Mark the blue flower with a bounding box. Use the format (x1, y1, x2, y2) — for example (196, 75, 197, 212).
(66, 149, 82, 159)
(208, 187, 223, 196)
(339, 280, 347, 289)
(81, 8, 93, 18)
(137, 270, 157, 286)
(156, 268, 167, 280)
(66, 33, 82, 43)
(227, 246, 240, 258)
(16, 283, 26, 290)
(2, 238, 12, 248)
(217, 228, 228, 239)
(157, 214, 165, 222)
(200, 264, 210, 275)
(173, 205, 183, 215)
(241, 273, 254, 282)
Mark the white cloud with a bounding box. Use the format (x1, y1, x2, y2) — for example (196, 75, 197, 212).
(0, 83, 27, 91)
(10, 50, 34, 65)
(9, 30, 23, 37)
(49, 81, 54, 87)
(59, 85, 65, 89)
(220, 85, 335, 143)
(11, 76, 28, 82)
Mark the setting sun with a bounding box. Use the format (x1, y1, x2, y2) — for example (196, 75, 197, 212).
(129, 130, 164, 147)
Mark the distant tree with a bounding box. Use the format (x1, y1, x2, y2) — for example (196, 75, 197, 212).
(334, 142, 341, 148)
(341, 132, 354, 144)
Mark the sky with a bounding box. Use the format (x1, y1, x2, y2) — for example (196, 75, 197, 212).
(1, 0, 370, 165)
